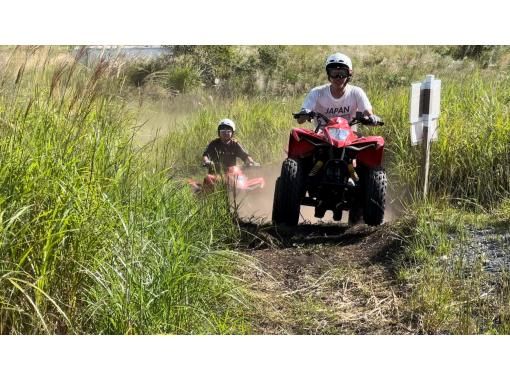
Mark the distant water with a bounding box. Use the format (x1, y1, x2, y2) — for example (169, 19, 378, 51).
(77, 46, 171, 64)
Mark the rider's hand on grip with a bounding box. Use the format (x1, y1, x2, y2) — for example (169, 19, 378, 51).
(368, 114, 383, 126)
(293, 108, 314, 121)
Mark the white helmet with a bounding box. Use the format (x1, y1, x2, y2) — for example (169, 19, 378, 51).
(325, 53, 353, 72)
(218, 118, 236, 133)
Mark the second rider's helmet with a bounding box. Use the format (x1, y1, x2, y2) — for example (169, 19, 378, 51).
(217, 118, 236, 136)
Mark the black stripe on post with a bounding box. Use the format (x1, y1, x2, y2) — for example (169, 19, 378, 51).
(419, 88, 431, 116)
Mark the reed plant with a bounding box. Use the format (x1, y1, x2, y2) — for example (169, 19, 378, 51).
(0, 47, 249, 334)
(3, 45, 510, 334)
(368, 69, 510, 207)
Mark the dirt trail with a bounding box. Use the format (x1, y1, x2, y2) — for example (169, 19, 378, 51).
(237, 221, 415, 334)
(232, 162, 414, 334)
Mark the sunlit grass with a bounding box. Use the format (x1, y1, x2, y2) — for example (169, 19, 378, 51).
(0, 46, 250, 334)
(2, 45, 510, 334)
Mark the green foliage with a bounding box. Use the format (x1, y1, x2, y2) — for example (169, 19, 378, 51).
(162, 45, 247, 88)
(165, 62, 203, 93)
(158, 96, 299, 173)
(127, 45, 329, 97)
(0, 47, 249, 334)
(124, 55, 170, 87)
(3, 45, 510, 335)
(357, 62, 510, 208)
(441, 45, 505, 67)
(257, 45, 287, 79)
(125, 63, 154, 87)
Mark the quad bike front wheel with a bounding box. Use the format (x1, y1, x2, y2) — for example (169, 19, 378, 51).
(363, 167, 387, 226)
(273, 158, 304, 227)
(272, 177, 284, 224)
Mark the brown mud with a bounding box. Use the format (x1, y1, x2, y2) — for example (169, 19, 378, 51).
(236, 220, 416, 334)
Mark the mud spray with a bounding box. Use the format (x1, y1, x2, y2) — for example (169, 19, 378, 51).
(236, 163, 402, 224)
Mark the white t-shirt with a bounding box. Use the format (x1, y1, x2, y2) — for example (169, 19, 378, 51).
(301, 83, 372, 130)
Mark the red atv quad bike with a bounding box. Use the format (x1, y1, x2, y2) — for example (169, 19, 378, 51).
(189, 163, 265, 195)
(272, 110, 386, 227)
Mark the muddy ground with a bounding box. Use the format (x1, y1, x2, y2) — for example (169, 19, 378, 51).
(237, 221, 416, 334)
(230, 162, 417, 334)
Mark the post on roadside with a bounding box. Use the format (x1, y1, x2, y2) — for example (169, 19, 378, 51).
(410, 74, 441, 198)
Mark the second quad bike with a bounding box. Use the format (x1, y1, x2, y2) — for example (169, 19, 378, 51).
(188, 163, 265, 195)
(272, 110, 387, 227)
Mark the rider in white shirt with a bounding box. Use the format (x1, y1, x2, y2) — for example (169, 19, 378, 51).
(296, 52, 381, 132)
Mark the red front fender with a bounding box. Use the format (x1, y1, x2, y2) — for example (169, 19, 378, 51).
(287, 128, 327, 159)
(354, 136, 385, 167)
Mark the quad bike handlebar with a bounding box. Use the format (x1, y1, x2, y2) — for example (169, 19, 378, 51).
(293, 110, 331, 127)
(293, 110, 384, 132)
(202, 161, 261, 171)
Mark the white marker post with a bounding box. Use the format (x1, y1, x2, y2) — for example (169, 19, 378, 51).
(409, 75, 441, 198)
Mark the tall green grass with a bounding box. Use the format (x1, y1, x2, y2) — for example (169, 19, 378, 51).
(361, 66, 510, 207)
(0, 47, 249, 334)
(157, 96, 301, 174)
(3, 45, 509, 334)
(354, 52, 510, 333)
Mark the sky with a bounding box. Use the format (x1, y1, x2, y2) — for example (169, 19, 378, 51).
(1, 0, 509, 45)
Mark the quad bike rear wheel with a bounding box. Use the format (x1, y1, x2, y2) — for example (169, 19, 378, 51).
(363, 167, 387, 226)
(273, 158, 304, 226)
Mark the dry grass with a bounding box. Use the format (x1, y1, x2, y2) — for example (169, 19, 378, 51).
(239, 225, 413, 334)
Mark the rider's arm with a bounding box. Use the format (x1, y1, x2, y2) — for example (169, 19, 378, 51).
(234, 141, 252, 164)
(354, 87, 373, 116)
(298, 89, 318, 124)
(202, 140, 216, 165)
(354, 87, 383, 124)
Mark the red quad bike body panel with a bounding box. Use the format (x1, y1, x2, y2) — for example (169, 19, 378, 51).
(189, 166, 265, 194)
(287, 116, 384, 168)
